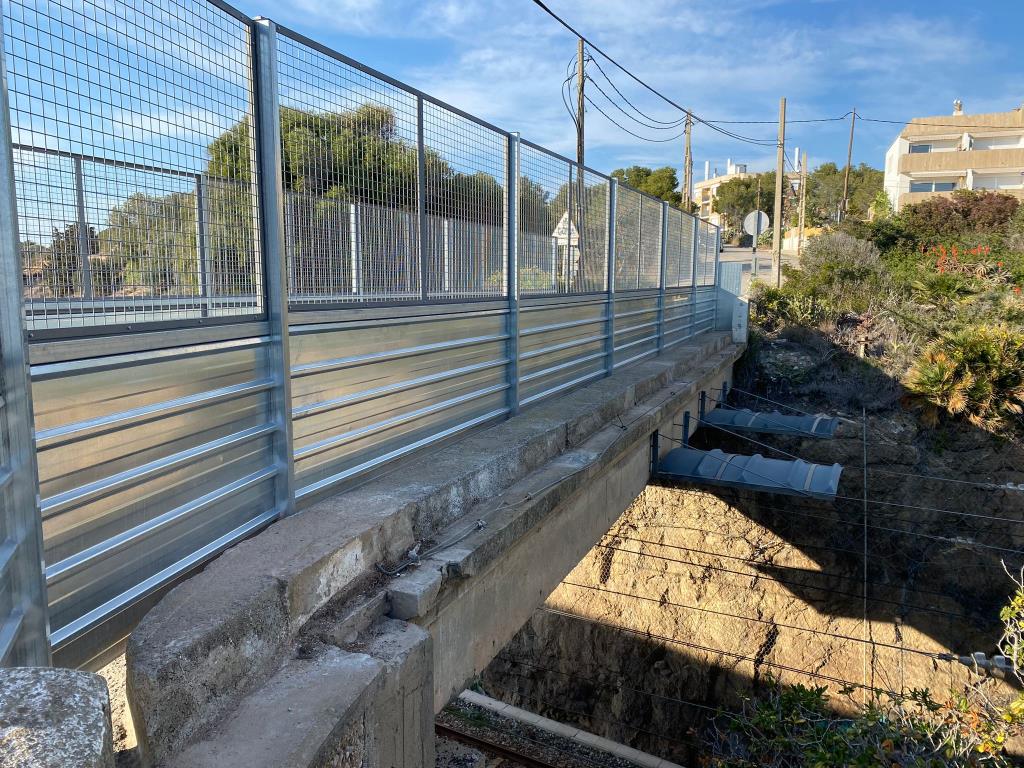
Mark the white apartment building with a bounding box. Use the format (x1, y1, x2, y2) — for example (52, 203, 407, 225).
(884, 101, 1024, 211)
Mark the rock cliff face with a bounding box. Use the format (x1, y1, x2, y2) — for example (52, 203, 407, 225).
(481, 339, 1024, 764)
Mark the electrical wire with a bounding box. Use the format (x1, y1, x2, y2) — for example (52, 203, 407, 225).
(585, 54, 686, 128)
(584, 94, 689, 143)
(596, 540, 971, 609)
(540, 606, 902, 695)
(559, 580, 947, 659)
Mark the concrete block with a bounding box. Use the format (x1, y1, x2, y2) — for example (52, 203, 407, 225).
(388, 563, 444, 620)
(364, 619, 434, 768)
(0, 667, 114, 768)
(168, 646, 383, 768)
(127, 572, 289, 766)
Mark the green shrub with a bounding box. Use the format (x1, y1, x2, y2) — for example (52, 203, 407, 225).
(906, 325, 1024, 429)
(899, 190, 1020, 242)
(786, 232, 882, 315)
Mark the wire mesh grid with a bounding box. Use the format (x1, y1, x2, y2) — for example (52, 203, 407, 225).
(696, 221, 716, 286)
(276, 33, 421, 303)
(517, 144, 567, 295)
(613, 184, 640, 290)
(516, 146, 606, 295)
(664, 206, 684, 288)
(577, 168, 609, 293)
(5, 0, 261, 330)
(422, 101, 507, 299)
(638, 195, 662, 289)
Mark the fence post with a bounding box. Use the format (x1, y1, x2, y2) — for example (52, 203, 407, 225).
(506, 132, 520, 415)
(0, 16, 50, 665)
(252, 18, 295, 518)
(690, 216, 700, 338)
(416, 96, 429, 301)
(657, 200, 668, 354)
(605, 178, 617, 374)
(73, 157, 93, 300)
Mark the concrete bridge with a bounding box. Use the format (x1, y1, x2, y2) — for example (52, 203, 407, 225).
(124, 331, 744, 768)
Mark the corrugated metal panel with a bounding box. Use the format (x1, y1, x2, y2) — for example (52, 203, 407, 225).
(661, 289, 695, 350)
(34, 333, 280, 667)
(290, 305, 511, 504)
(614, 292, 660, 368)
(517, 296, 608, 406)
(657, 447, 843, 500)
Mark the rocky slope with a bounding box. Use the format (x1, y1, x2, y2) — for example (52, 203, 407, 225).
(481, 334, 1024, 765)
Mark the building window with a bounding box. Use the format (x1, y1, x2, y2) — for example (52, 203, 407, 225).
(909, 144, 932, 154)
(910, 181, 957, 193)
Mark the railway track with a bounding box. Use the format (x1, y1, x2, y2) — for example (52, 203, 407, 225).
(435, 721, 563, 768)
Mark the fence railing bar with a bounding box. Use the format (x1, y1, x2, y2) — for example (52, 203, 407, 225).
(253, 17, 296, 519)
(507, 132, 521, 414)
(0, 10, 50, 665)
(605, 179, 617, 375)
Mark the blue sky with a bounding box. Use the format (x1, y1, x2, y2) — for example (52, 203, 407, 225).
(234, 0, 1024, 181)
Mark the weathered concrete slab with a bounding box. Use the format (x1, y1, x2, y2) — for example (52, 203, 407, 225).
(364, 619, 434, 768)
(0, 667, 113, 768)
(168, 646, 383, 768)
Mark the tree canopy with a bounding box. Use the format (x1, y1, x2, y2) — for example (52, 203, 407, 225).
(712, 172, 778, 234)
(806, 162, 883, 224)
(610, 165, 683, 207)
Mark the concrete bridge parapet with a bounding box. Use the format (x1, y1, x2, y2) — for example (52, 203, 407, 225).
(126, 331, 745, 767)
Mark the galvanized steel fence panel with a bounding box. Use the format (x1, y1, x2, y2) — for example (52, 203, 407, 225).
(0, 0, 722, 669)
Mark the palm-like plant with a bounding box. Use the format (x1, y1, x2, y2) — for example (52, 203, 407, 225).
(907, 326, 1024, 429)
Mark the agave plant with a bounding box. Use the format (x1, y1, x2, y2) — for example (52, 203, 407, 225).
(907, 325, 1024, 429)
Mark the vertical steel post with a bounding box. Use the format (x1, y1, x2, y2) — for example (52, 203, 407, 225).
(605, 179, 617, 374)
(657, 200, 668, 353)
(195, 174, 210, 316)
(252, 18, 295, 518)
(507, 133, 520, 415)
(689, 216, 700, 337)
(73, 157, 93, 300)
(712, 223, 723, 324)
(0, 17, 50, 665)
(416, 96, 429, 300)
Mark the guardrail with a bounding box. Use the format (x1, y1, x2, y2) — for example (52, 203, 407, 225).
(0, 0, 722, 669)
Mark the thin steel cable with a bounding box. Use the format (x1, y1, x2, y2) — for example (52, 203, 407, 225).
(540, 607, 902, 695)
(559, 580, 947, 659)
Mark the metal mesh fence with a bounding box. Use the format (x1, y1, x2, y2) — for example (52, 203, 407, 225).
(276, 33, 421, 303)
(638, 195, 662, 289)
(613, 185, 641, 290)
(5, 0, 261, 329)
(578, 169, 609, 293)
(2, 1, 718, 329)
(696, 220, 717, 286)
(516, 145, 606, 295)
(422, 102, 507, 299)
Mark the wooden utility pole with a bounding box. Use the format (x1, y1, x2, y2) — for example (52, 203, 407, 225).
(573, 37, 585, 288)
(682, 112, 693, 209)
(797, 149, 808, 260)
(576, 37, 585, 169)
(840, 108, 856, 221)
(771, 97, 786, 287)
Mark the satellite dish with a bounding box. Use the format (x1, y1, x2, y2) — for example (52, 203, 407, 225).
(743, 210, 770, 237)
